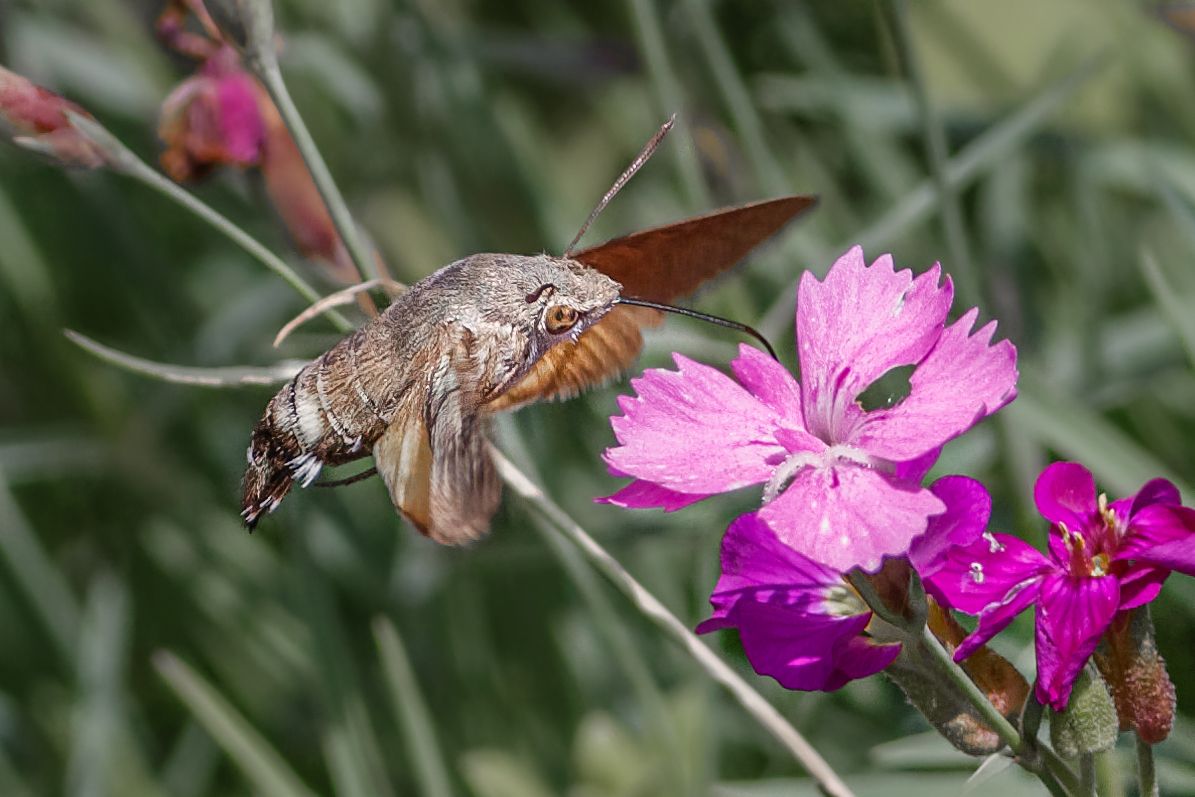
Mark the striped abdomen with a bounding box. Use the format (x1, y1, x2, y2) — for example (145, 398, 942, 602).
(240, 322, 409, 527)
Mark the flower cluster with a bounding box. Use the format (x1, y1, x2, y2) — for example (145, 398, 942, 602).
(155, 0, 359, 284)
(924, 461, 1195, 710)
(601, 245, 1195, 732)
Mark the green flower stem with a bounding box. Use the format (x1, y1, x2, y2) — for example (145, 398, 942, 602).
(492, 452, 855, 797)
(846, 571, 906, 628)
(914, 627, 1075, 797)
(65, 112, 352, 333)
(849, 569, 1075, 797)
(253, 57, 377, 286)
(1136, 737, 1159, 797)
(1078, 753, 1096, 797)
(1022, 693, 1045, 741)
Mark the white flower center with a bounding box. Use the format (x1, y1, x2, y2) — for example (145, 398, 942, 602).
(762, 444, 878, 504)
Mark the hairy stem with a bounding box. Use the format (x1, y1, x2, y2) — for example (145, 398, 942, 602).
(849, 570, 1075, 797)
(1136, 737, 1159, 797)
(1078, 753, 1096, 797)
(493, 453, 855, 797)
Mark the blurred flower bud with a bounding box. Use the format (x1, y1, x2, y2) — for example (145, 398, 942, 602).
(928, 599, 1029, 721)
(1049, 665, 1118, 757)
(1095, 607, 1175, 744)
(159, 46, 266, 181)
(0, 65, 107, 168)
(881, 599, 1027, 756)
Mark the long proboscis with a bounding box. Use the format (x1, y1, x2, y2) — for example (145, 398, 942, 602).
(616, 296, 779, 360)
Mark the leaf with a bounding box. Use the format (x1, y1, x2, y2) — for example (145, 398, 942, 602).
(759, 53, 1109, 337)
(153, 651, 319, 797)
(1007, 375, 1195, 499)
(65, 574, 130, 797)
(0, 479, 79, 664)
(1140, 249, 1195, 370)
(373, 618, 456, 797)
(65, 330, 304, 388)
(458, 750, 554, 797)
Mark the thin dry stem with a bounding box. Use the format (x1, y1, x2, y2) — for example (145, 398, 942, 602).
(273, 279, 405, 347)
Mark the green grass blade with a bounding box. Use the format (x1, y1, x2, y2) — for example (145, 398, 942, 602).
(65, 574, 129, 797)
(883, 0, 978, 306)
(625, 0, 710, 208)
(153, 651, 319, 797)
(0, 478, 79, 664)
(293, 558, 396, 797)
(372, 618, 456, 797)
(760, 53, 1108, 339)
(1139, 249, 1195, 370)
(1007, 376, 1195, 499)
(686, 0, 787, 195)
(0, 182, 57, 329)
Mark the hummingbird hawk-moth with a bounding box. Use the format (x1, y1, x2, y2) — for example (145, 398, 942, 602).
(241, 119, 815, 543)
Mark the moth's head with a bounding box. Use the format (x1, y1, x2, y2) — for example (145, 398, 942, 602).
(486, 254, 621, 344)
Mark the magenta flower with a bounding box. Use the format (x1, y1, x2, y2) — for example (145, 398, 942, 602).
(159, 45, 266, 182)
(696, 512, 901, 691)
(923, 461, 1195, 710)
(601, 246, 1018, 572)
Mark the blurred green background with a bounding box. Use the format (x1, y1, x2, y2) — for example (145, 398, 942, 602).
(4, 0, 1195, 794)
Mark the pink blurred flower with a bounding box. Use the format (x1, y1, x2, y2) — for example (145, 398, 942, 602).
(0, 65, 106, 168)
(155, 0, 359, 284)
(601, 246, 1018, 572)
(159, 45, 266, 181)
(923, 462, 1195, 710)
(696, 512, 901, 691)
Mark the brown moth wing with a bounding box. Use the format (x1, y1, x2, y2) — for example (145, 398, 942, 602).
(373, 409, 433, 533)
(571, 195, 816, 303)
(488, 195, 816, 409)
(375, 329, 500, 544)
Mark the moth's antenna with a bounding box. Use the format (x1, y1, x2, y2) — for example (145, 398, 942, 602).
(616, 296, 780, 361)
(563, 115, 676, 257)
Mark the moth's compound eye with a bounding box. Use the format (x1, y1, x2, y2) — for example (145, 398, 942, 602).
(544, 304, 580, 334)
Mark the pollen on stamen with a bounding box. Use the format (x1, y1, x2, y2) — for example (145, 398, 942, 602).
(969, 562, 985, 584)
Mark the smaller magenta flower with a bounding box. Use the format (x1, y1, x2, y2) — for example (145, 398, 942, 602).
(0, 65, 106, 168)
(696, 512, 900, 691)
(159, 45, 266, 182)
(924, 461, 1195, 711)
(601, 247, 1018, 572)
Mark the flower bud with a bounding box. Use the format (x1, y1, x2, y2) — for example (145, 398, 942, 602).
(158, 46, 266, 182)
(1094, 607, 1175, 744)
(0, 66, 106, 168)
(882, 600, 1027, 756)
(928, 599, 1029, 721)
(1049, 665, 1118, 757)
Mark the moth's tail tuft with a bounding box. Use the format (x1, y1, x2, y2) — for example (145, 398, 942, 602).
(240, 423, 300, 529)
